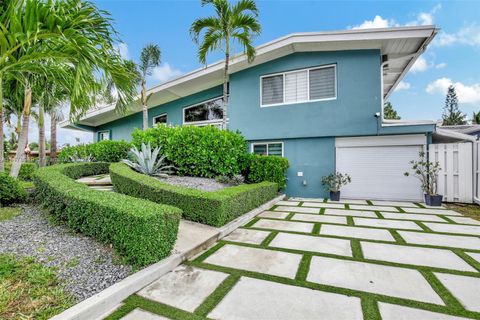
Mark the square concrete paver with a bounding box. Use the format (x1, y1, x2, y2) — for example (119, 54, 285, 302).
(223, 229, 270, 245)
(423, 222, 480, 236)
(320, 224, 395, 241)
(208, 277, 363, 320)
(269, 232, 352, 257)
(289, 197, 325, 202)
(466, 252, 480, 263)
(291, 213, 347, 225)
(349, 204, 400, 212)
(381, 212, 447, 222)
(258, 211, 290, 219)
(371, 201, 419, 208)
(121, 308, 170, 320)
(398, 231, 480, 250)
(252, 219, 314, 233)
(378, 303, 469, 320)
(275, 200, 300, 206)
(204, 244, 302, 278)
(447, 216, 480, 225)
(137, 265, 228, 312)
(434, 273, 480, 312)
(402, 207, 461, 216)
(361, 242, 477, 272)
(327, 199, 368, 204)
(324, 208, 378, 218)
(301, 202, 345, 209)
(307, 256, 443, 304)
(274, 206, 320, 214)
(353, 217, 423, 231)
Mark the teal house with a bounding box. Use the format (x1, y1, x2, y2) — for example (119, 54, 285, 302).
(63, 26, 439, 201)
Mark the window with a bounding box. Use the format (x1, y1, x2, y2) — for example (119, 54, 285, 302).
(153, 113, 167, 126)
(183, 97, 224, 126)
(261, 65, 336, 107)
(252, 142, 284, 157)
(98, 131, 110, 141)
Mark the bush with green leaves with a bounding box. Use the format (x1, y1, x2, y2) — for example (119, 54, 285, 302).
(321, 172, 352, 192)
(242, 154, 289, 190)
(58, 140, 131, 163)
(131, 125, 246, 177)
(34, 163, 181, 266)
(123, 143, 175, 177)
(0, 173, 27, 206)
(110, 162, 278, 227)
(4, 162, 37, 181)
(404, 151, 441, 195)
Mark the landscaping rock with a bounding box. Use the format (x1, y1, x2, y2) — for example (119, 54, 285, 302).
(156, 175, 232, 191)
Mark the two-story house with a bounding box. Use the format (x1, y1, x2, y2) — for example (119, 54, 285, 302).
(62, 26, 438, 201)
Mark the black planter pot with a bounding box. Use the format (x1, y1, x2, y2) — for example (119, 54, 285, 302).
(330, 191, 341, 201)
(425, 194, 443, 206)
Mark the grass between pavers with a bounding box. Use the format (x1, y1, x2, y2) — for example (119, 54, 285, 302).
(446, 203, 480, 222)
(0, 207, 21, 222)
(0, 254, 74, 320)
(193, 275, 240, 317)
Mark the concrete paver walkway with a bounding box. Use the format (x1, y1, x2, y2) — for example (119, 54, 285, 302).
(106, 198, 480, 320)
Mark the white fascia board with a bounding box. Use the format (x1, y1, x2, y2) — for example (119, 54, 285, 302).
(381, 119, 436, 127)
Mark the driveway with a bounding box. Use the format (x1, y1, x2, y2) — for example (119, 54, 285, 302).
(107, 198, 480, 320)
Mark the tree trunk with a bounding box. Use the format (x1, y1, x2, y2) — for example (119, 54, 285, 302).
(50, 113, 57, 164)
(10, 86, 32, 178)
(222, 51, 230, 130)
(0, 77, 4, 173)
(142, 80, 148, 130)
(38, 105, 46, 167)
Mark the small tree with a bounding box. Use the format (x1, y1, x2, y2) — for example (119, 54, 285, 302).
(472, 111, 480, 125)
(137, 44, 161, 130)
(321, 172, 351, 192)
(442, 85, 466, 125)
(383, 102, 401, 120)
(404, 151, 441, 195)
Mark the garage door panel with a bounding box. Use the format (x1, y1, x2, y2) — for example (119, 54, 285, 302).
(336, 145, 423, 201)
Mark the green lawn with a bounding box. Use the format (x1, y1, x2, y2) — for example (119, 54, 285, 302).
(0, 254, 74, 320)
(445, 203, 480, 221)
(0, 207, 21, 222)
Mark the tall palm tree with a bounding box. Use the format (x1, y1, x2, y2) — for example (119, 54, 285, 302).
(190, 0, 261, 129)
(138, 44, 161, 130)
(1, 0, 138, 177)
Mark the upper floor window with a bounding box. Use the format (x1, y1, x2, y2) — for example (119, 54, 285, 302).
(153, 113, 167, 126)
(260, 64, 336, 107)
(183, 97, 224, 126)
(98, 130, 110, 141)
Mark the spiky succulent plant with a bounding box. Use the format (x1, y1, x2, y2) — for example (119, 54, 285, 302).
(123, 142, 175, 177)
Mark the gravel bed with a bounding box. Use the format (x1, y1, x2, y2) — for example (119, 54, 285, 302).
(157, 175, 233, 191)
(0, 205, 132, 302)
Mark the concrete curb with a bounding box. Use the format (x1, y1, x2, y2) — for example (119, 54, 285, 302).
(50, 194, 285, 320)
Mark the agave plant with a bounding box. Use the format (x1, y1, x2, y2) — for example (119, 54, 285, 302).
(123, 143, 175, 177)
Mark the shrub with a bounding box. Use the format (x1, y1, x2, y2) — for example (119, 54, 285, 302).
(243, 154, 289, 190)
(0, 173, 27, 206)
(4, 162, 37, 181)
(110, 163, 278, 227)
(58, 141, 131, 163)
(131, 125, 246, 177)
(34, 163, 181, 266)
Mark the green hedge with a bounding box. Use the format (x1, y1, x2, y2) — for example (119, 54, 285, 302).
(241, 154, 289, 190)
(0, 173, 27, 206)
(34, 163, 181, 266)
(110, 163, 278, 227)
(131, 125, 246, 178)
(58, 140, 131, 163)
(5, 162, 37, 181)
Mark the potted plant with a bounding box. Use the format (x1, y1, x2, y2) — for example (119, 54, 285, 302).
(404, 151, 442, 206)
(321, 172, 351, 201)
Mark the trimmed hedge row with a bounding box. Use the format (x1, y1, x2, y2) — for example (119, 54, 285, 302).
(110, 163, 278, 227)
(241, 154, 289, 190)
(34, 163, 182, 266)
(5, 162, 37, 181)
(58, 140, 131, 163)
(0, 173, 27, 206)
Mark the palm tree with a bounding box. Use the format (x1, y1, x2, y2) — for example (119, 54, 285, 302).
(190, 0, 261, 129)
(1, 0, 138, 177)
(138, 45, 161, 130)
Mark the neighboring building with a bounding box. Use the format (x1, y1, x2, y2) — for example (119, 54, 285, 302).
(62, 26, 438, 201)
(438, 124, 480, 142)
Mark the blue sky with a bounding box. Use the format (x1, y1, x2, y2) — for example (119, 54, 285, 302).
(51, 1, 480, 144)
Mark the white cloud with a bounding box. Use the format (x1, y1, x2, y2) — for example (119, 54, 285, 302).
(395, 81, 411, 91)
(434, 24, 480, 47)
(410, 56, 430, 73)
(114, 43, 129, 60)
(426, 78, 480, 104)
(351, 15, 395, 29)
(435, 62, 446, 69)
(151, 63, 183, 83)
(406, 4, 441, 26)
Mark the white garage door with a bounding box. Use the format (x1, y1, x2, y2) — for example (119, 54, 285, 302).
(335, 135, 425, 201)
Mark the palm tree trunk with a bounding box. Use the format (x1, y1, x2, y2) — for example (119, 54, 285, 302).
(0, 77, 4, 173)
(50, 112, 57, 164)
(10, 86, 32, 178)
(222, 51, 230, 130)
(38, 105, 46, 167)
(142, 80, 148, 130)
